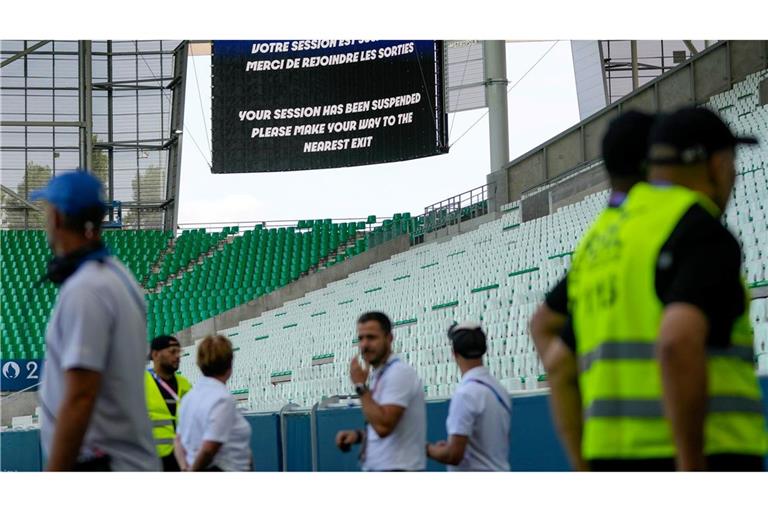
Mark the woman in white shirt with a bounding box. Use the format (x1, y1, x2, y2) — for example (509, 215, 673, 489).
(174, 335, 252, 471)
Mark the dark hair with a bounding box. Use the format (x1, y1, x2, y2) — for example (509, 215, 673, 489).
(357, 311, 392, 335)
(197, 335, 233, 377)
(60, 204, 106, 235)
(601, 110, 655, 179)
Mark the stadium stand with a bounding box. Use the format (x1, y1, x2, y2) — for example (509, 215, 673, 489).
(145, 227, 227, 291)
(1, 231, 55, 360)
(146, 219, 372, 338)
(2, 71, 767, 414)
(176, 70, 768, 412)
(0, 229, 172, 359)
(1, 215, 413, 355)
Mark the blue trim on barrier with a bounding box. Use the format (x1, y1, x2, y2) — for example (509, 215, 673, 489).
(284, 414, 312, 471)
(2, 377, 767, 471)
(1, 429, 42, 471)
(316, 407, 365, 471)
(245, 414, 281, 471)
(425, 401, 450, 472)
(508, 394, 570, 471)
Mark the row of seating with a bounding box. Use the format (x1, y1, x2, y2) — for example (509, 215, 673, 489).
(178, 70, 768, 412)
(146, 220, 369, 339)
(1, 229, 171, 359)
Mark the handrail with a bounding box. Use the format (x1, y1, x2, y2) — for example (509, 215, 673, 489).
(423, 184, 488, 214)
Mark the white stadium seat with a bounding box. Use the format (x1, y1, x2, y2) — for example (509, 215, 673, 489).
(180, 69, 768, 409)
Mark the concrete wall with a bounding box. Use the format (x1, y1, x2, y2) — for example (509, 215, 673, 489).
(490, 40, 768, 209)
(174, 235, 412, 346)
(550, 163, 609, 213)
(420, 211, 502, 246)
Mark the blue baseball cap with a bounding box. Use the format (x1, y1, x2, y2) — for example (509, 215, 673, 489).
(29, 170, 107, 215)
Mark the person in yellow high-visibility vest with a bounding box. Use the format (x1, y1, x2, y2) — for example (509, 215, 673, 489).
(540, 106, 765, 471)
(146, 335, 191, 471)
(530, 110, 656, 470)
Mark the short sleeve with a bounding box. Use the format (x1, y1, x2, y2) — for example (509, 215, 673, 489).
(446, 387, 479, 436)
(203, 397, 236, 443)
(655, 205, 745, 347)
(376, 364, 415, 408)
(59, 288, 113, 372)
(544, 276, 569, 315)
(559, 316, 576, 353)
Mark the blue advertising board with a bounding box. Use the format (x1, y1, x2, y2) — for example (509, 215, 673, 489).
(1, 359, 43, 392)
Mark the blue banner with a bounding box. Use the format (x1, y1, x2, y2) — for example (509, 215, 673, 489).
(1, 359, 43, 392)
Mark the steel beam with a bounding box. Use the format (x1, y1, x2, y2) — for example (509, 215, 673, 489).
(630, 40, 639, 91)
(0, 40, 50, 68)
(483, 40, 510, 174)
(78, 40, 93, 171)
(165, 41, 189, 232)
(0, 121, 83, 127)
(0, 184, 42, 211)
(683, 40, 700, 55)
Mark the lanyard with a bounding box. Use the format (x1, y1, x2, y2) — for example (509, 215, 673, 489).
(104, 260, 146, 318)
(467, 379, 512, 415)
(149, 369, 179, 402)
(608, 191, 627, 208)
(370, 356, 400, 395)
(360, 356, 400, 466)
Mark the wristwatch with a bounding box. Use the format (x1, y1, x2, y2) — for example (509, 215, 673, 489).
(354, 382, 369, 396)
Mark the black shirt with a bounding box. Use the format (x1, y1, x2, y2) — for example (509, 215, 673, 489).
(545, 276, 568, 316)
(548, 203, 745, 352)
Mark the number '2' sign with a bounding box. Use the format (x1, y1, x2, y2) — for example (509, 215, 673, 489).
(1, 359, 43, 392)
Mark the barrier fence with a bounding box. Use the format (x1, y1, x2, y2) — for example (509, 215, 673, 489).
(3, 379, 767, 472)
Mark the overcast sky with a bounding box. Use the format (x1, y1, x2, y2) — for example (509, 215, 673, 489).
(177, 41, 580, 227)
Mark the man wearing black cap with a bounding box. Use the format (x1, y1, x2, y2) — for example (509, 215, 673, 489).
(427, 323, 511, 471)
(145, 335, 192, 471)
(562, 106, 766, 470)
(530, 110, 656, 471)
(34, 171, 158, 471)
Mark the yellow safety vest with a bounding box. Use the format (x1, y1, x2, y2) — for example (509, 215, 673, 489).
(568, 182, 766, 461)
(145, 370, 192, 458)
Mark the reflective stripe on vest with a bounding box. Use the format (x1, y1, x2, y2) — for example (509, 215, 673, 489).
(585, 396, 764, 419)
(579, 341, 756, 373)
(568, 183, 766, 460)
(145, 371, 191, 457)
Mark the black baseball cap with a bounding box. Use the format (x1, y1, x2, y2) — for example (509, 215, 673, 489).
(602, 110, 656, 178)
(648, 106, 758, 165)
(150, 335, 180, 352)
(448, 323, 487, 359)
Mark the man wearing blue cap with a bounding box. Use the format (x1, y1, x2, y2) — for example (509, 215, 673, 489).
(33, 170, 158, 471)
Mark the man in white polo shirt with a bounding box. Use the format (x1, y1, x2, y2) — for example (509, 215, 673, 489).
(33, 171, 158, 471)
(335, 311, 426, 471)
(427, 323, 511, 471)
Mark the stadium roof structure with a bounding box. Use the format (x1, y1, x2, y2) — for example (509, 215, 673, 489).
(572, 40, 712, 119)
(0, 40, 189, 230)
